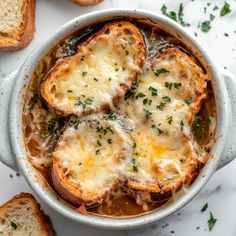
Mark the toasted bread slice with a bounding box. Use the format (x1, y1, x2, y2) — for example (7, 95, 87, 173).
(121, 48, 207, 203)
(73, 0, 103, 6)
(51, 114, 133, 206)
(0, 0, 35, 51)
(0, 193, 56, 236)
(41, 21, 145, 117)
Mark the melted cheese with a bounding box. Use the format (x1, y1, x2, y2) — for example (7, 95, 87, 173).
(45, 23, 142, 115)
(53, 115, 133, 196)
(116, 51, 207, 186)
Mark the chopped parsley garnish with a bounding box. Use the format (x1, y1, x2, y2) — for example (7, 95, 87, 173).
(184, 98, 193, 105)
(224, 32, 229, 37)
(149, 86, 158, 96)
(40, 133, 50, 139)
(201, 21, 211, 32)
(108, 77, 112, 81)
(125, 49, 129, 56)
(208, 212, 217, 231)
(151, 124, 164, 135)
(210, 13, 215, 21)
(180, 120, 184, 130)
(201, 203, 208, 212)
(136, 92, 146, 99)
(156, 102, 166, 111)
(174, 82, 182, 89)
(161, 4, 177, 21)
(165, 82, 173, 90)
(96, 126, 114, 135)
(97, 140, 102, 146)
(107, 139, 112, 144)
(10, 221, 17, 230)
(67, 89, 73, 93)
(105, 113, 118, 121)
(82, 71, 87, 76)
(162, 96, 171, 102)
(81, 55, 85, 61)
(132, 158, 138, 172)
(167, 116, 173, 124)
(75, 97, 93, 109)
(196, 135, 202, 143)
(40, 118, 60, 139)
(125, 82, 139, 99)
(161, 3, 190, 27)
(95, 149, 100, 155)
(143, 98, 152, 105)
(154, 68, 169, 77)
(178, 3, 190, 27)
(93, 77, 98, 81)
(143, 109, 152, 119)
(213, 5, 219, 11)
(220, 2, 231, 16)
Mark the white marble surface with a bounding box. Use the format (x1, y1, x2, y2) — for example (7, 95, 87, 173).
(0, 0, 236, 235)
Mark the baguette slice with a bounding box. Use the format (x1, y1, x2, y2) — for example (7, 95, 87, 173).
(73, 0, 103, 6)
(51, 115, 133, 206)
(123, 48, 208, 204)
(0, 193, 56, 236)
(41, 21, 145, 117)
(0, 0, 35, 51)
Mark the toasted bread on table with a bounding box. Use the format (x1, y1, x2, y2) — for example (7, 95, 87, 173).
(0, 192, 56, 235)
(0, 0, 35, 51)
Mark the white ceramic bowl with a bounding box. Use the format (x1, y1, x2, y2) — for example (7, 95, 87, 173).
(1, 9, 236, 229)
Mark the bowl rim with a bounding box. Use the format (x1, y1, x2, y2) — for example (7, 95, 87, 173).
(9, 9, 230, 229)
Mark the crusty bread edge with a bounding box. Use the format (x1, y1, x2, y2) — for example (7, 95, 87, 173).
(0, 192, 56, 236)
(51, 155, 120, 207)
(73, 0, 103, 6)
(0, 0, 35, 51)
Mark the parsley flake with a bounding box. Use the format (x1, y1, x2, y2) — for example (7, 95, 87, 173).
(136, 93, 146, 99)
(201, 21, 211, 32)
(143, 109, 152, 119)
(154, 68, 169, 77)
(185, 98, 193, 105)
(167, 116, 173, 124)
(162, 96, 171, 102)
(75, 97, 93, 109)
(10, 222, 17, 230)
(82, 71, 87, 76)
(149, 86, 158, 96)
(208, 212, 217, 231)
(132, 158, 138, 172)
(220, 2, 231, 16)
(201, 203, 208, 212)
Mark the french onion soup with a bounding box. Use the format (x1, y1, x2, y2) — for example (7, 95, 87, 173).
(22, 19, 216, 217)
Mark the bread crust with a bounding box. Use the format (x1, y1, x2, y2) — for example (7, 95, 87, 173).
(40, 21, 145, 117)
(73, 0, 103, 6)
(0, 0, 35, 51)
(0, 192, 56, 236)
(51, 161, 120, 206)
